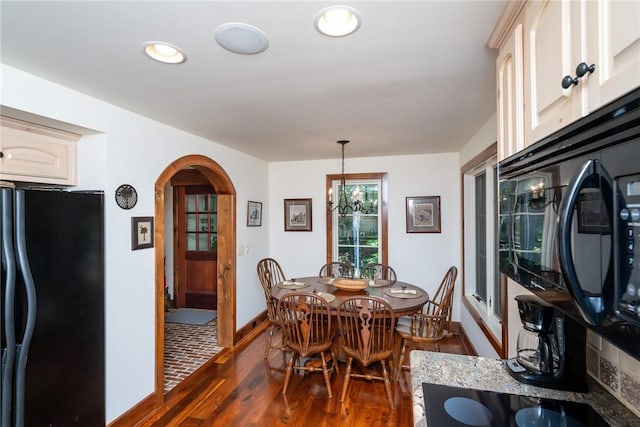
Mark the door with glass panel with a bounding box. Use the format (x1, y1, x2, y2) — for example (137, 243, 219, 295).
(175, 185, 218, 309)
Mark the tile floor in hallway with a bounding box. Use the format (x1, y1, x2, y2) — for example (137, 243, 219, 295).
(163, 319, 223, 392)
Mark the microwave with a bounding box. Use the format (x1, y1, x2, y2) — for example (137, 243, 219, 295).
(499, 87, 640, 360)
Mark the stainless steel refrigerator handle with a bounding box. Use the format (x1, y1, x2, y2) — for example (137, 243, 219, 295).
(1, 187, 17, 427)
(557, 159, 607, 326)
(13, 190, 37, 427)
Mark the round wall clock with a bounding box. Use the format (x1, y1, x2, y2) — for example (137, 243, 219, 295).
(115, 184, 138, 209)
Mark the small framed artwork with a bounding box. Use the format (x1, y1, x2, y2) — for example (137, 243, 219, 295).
(577, 192, 611, 234)
(284, 198, 312, 232)
(131, 216, 154, 250)
(406, 196, 441, 233)
(247, 200, 263, 227)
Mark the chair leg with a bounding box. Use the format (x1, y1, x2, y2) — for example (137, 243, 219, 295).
(340, 357, 353, 403)
(395, 338, 407, 382)
(264, 325, 276, 360)
(282, 353, 297, 395)
(330, 349, 340, 375)
(381, 360, 396, 409)
(319, 352, 333, 398)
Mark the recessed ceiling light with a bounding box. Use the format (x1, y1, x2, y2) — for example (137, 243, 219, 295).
(141, 41, 186, 64)
(215, 23, 269, 55)
(314, 5, 362, 37)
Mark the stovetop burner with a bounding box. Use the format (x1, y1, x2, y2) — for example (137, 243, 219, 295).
(422, 383, 610, 427)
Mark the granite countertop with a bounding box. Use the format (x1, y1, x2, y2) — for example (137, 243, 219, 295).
(410, 351, 640, 427)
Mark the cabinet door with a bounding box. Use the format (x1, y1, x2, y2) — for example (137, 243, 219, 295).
(497, 21, 524, 161)
(585, 0, 640, 111)
(524, 0, 583, 145)
(0, 117, 78, 184)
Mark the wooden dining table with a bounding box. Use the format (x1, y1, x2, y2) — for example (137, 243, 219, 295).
(270, 276, 429, 317)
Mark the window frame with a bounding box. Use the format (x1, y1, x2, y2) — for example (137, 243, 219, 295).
(326, 172, 388, 266)
(461, 142, 508, 358)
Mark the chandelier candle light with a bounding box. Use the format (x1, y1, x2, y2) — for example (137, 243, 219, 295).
(327, 140, 362, 217)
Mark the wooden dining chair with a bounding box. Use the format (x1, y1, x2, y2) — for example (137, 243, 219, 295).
(318, 261, 354, 279)
(395, 266, 457, 381)
(257, 257, 287, 361)
(277, 292, 340, 397)
(361, 263, 397, 285)
(336, 296, 396, 408)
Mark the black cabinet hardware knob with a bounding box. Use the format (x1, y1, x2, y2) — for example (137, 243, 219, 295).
(562, 75, 579, 89)
(575, 62, 596, 78)
(562, 62, 596, 89)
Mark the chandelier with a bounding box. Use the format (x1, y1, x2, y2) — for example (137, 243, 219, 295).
(327, 140, 362, 217)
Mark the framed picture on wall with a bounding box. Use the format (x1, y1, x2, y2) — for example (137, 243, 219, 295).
(406, 196, 441, 233)
(284, 198, 312, 231)
(247, 200, 262, 227)
(132, 216, 154, 250)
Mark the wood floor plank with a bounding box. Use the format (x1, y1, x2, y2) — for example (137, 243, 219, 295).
(131, 322, 472, 427)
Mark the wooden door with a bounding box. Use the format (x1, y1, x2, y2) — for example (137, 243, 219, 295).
(174, 183, 218, 309)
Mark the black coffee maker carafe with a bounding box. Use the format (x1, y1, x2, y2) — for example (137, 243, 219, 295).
(506, 295, 588, 392)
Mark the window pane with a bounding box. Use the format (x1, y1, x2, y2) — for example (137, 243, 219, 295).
(187, 233, 197, 251)
(198, 233, 208, 251)
(197, 194, 207, 212)
(209, 195, 217, 211)
(186, 194, 196, 212)
(338, 218, 354, 245)
(338, 246, 355, 265)
(332, 179, 382, 274)
(187, 214, 197, 232)
(476, 173, 487, 301)
(359, 216, 379, 246)
(359, 247, 379, 268)
(211, 233, 217, 250)
(199, 214, 209, 232)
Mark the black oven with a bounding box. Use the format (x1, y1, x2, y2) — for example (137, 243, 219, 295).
(499, 87, 640, 360)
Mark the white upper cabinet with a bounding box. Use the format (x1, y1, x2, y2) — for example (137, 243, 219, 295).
(524, 0, 640, 146)
(0, 116, 79, 185)
(585, 0, 640, 111)
(524, 0, 582, 145)
(496, 17, 525, 161)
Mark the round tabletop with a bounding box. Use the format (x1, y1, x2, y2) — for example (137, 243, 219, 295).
(270, 276, 429, 317)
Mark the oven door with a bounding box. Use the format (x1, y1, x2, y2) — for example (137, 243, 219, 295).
(499, 152, 614, 327)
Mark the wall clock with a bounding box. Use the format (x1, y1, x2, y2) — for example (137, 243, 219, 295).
(115, 184, 138, 209)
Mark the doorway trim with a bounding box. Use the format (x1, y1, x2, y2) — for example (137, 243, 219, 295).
(154, 154, 236, 401)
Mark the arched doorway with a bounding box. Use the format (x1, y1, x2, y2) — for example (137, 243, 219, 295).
(154, 154, 236, 401)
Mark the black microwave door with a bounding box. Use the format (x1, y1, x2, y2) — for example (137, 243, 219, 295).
(558, 159, 616, 326)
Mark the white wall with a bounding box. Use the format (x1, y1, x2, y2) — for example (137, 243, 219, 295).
(1, 64, 270, 423)
(269, 152, 463, 320)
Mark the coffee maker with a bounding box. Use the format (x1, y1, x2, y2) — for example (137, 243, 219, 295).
(506, 295, 588, 392)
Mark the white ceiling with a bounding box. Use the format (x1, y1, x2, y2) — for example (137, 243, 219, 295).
(0, 1, 506, 162)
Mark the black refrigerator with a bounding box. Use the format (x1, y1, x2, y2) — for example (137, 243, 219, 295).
(1, 186, 105, 427)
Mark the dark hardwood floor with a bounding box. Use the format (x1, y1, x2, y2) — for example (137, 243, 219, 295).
(134, 323, 472, 426)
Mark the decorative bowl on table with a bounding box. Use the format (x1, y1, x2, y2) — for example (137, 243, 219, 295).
(332, 278, 368, 291)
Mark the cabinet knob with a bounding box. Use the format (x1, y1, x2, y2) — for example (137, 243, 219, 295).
(0, 151, 3, 158)
(561, 75, 579, 89)
(561, 62, 596, 89)
(575, 62, 596, 78)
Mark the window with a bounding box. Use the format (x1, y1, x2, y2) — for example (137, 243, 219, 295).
(185, 188, 217, 253)
(461, 143, 505, 356)
(326, 173, 388, 270)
